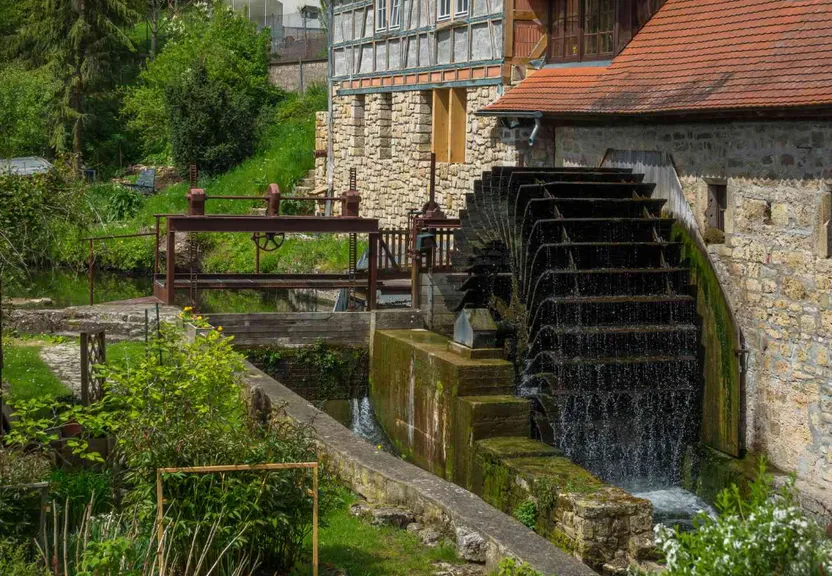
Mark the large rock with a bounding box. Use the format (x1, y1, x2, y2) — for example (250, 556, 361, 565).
(370, 507, 415, 529)
(455, 526, 487, 563)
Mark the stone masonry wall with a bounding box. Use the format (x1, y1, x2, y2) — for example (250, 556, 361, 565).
(556, 121, 832, 499)
(315, 86, 555, 227)
(268, 59, 328, 92)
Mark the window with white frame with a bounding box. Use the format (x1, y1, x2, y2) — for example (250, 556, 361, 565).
(390, 0, 401, 28)
(438, 0, 451, 20)
(376, 0, 387, 30)
(455, 0, 468, 17)
(377, 0, 401, 30)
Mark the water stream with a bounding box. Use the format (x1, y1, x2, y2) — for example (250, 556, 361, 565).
(455, 167, 706, 527)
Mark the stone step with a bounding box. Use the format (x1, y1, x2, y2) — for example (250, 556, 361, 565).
(456, 395, 530, 442)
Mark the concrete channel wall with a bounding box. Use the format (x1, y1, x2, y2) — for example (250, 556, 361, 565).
(241, 361, 598, 576)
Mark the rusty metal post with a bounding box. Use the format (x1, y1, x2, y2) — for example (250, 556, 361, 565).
(255, 242, 261, 274)
(266, 183, 281, 216)
(88, 238, 94, 306)
(410, 251, 421, 310)
(367, 232, 378, 311)
(154, 215, 161, 277)
(342, 168, 360, 217)
(165, 224, 176, 306)
(187, 188, 206, 216)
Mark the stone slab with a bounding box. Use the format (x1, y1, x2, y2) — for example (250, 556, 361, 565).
(447, 341, 504, 360)
(242, 361, 597, 576)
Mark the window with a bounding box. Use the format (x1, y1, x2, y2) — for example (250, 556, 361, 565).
(438, 0, 451, 21)
(706, 182, 727, 232)
(376, 0, 387, 30)
(455, 0, 469, 17)
(549, 0, 666, 62)
(390, 0, 401, 28)
(432, 88, 467, 164)
(377, 0, 401, 31)
(583, 0, 615, 58)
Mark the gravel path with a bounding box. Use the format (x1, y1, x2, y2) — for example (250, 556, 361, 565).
(39, 342, 83, 397)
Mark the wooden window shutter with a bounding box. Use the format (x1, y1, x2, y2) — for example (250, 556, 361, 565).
(449, 88, 467, 164)
(432, 90, 450, 162)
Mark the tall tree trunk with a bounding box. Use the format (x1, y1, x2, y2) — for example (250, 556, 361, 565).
(72, 73, 83, 175)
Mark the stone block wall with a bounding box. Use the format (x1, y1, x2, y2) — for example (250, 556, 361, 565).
(268, 59, 328, 92)
(556, 121, 832, 497)
(315, 85, 555, 227)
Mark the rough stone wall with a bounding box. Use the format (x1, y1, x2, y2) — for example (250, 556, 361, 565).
(315, 85, 555, 227)
(268, 59, 328, 92)
(556, 121, 832, 495)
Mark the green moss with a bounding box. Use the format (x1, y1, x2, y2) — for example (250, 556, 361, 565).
(683, 443, 768, 505)
(672, 223, 742, 457)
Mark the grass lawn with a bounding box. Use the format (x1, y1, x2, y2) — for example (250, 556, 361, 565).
(291, 492, 464, 576)
(107, 341, 147, 369)
(2, 341, 70, 401)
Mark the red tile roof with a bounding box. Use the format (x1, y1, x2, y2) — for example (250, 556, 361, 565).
(485, 0, 832, 117)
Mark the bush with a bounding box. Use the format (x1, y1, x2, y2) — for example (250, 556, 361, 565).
(167, 61, 259, 176)
(0, 166, 89, 283)
(492, 558, 543, 576)
(653, 460, 832, 576)
(123, 2, 277, 163)
(0, 449, 51, 543)
(99, 325, 331, 572)
(512, 499, 537, 530)
(0, 63, 55, 158)
(0, 541, 49, 576)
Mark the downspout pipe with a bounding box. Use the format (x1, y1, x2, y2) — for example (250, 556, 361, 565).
(528, 116, 542, 148)
(325, 0, 335, 217)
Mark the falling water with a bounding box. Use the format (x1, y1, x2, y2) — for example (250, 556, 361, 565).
(350, 396, 396, 452)
(455, 167, 702, 495)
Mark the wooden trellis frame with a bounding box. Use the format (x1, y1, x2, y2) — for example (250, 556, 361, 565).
(155, 462, 319, 576)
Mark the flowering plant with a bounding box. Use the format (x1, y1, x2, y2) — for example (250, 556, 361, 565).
(178, 306, 213, 329)
(653, 459, 832, 576)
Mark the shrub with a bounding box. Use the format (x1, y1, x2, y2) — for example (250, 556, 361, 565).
(512, 499, 537, 530)
(167, 61, 259, 176)
(0, 166, 89, 283)
(123, 2, 277, 162)
(493, 558, 543, 576)
(0, 63, 55, 158)
(0, 541, 49, 576)
(653, 460, 832, 576)
(99, 325, 332, 573)
(0, 449, 51, 543)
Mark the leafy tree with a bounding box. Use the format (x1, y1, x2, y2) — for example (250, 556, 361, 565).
(16, 0, 141, 172)
(167, 61, 259, 176)
(0, 63, 55, 159)
(123, 2, 276, 162)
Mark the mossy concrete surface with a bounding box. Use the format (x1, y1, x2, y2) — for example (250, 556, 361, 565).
(672, 223, 742, 457)
(471, 437, 654, 569)
(370, 329, 656, 571)
(371, 329, 515, 479)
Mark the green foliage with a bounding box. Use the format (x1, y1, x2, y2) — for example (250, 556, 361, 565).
(0, 449, 51, 544)
(512, 499, 537, 530)
(0, 167, 90, 281)
(75, 537, 139, 576)
(49, 469, 114, 525)
(124, 2, 277, 162)
(652, 459, 832, 576)
(492, 558, 543, 576)
(99, 325, 330, 572)
(0, 63, 55, 158)
(15, 0, 140, 164)
(0, 541, 49, 576)
(167, 61, 259, 176)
